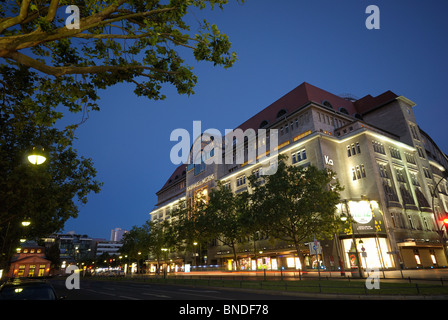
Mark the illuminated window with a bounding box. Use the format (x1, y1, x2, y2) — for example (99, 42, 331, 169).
(352, 165, 366, 180)
(390, 147, 401, 160)
(395, 168, 406, 183)
(347, 142, 361, 157)
(410, 172, 420, 186)
(28, 265, 36, 277)
(253, 168, 263, 178)
(405, 152, 416, 164)
(292, 149, 307, 164)
(414, 254, 421, 265)
(372, 141, 385, 154)
(378, 163, 389, 178)
(236, 175, 246, 187)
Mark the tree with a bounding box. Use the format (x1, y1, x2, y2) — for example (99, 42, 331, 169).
(240, 176, 267, 262)
(0, 108, 102, 270)
(203, 181, 247, 270)
(0, 0, 241, 114)
(249, 155, 344, 269)
(147, 220, 173, 273)
(171, 199, 206, 264)
(0, 0, 241, 269)
(120, 222, 151, 272)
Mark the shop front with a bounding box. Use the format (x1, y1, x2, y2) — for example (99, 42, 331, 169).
(398, 241, 448, 269)
(338, 200, 394, 270)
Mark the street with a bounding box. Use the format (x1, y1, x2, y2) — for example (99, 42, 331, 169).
(49, 278, 311, 301)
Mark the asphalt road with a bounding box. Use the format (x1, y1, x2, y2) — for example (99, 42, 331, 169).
(49, 278, 310, 301)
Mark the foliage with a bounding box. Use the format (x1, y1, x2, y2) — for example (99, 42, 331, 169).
(0, 0, 242, 270)
(0, 99, 102, 269)
(0, 0, 241, 113)
(202, 181, 248, 268)
(248, 155, 344, 265)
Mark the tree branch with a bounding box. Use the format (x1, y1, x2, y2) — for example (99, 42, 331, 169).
(4, 51, 179, 77)
(0, 0, 32, 33)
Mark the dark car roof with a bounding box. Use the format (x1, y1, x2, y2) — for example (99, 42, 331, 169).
(0, 279, 59, 300)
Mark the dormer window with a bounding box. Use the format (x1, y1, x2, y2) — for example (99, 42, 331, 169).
(276, 109, 287, 118)
(322, 100, 333, 109)
(338, 107, 349, 115)
(259, 120, 269, 128)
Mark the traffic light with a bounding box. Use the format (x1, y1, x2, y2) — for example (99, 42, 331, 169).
(442, 217, 448, 229)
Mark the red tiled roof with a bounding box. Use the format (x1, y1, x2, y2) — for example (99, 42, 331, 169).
(157, 164, 186, 194)
(354, 90, 398, 114)
(156, 82, 399, 192)
(235, 82, 358, 131)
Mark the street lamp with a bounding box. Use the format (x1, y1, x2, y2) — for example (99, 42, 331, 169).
(341, 201, 363, 278)
(162, 248, 168, 278)
(27, 146, 47, 165)
(21, 218, 31, 227)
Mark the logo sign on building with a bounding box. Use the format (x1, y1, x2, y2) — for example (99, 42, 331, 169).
(338, 200, 386, 236)
(349, 201, 373, 224)
(324, 155, 334, 166)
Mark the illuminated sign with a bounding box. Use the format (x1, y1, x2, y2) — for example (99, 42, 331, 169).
(187, 174, 215, 191)
(324, 155, 334, 166)
(338, 200, 386, 236)
(349, 201, 373, 224)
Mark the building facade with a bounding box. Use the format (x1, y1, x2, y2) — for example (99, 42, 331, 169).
(149, 82, 448, 272)
(8, 242, 51, 278)
(96, 241, 123, 257)
(110, 228, 127, 242)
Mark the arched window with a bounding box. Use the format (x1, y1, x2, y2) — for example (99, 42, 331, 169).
(322, 100, 333, 109)
(338, 107, 349, 115)
(259, 120, 269, 128)
(276, 109, 287, 118)
(353, 113, 363, 120)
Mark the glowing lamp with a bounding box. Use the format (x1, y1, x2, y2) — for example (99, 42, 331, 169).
(27, 146, 47, 165)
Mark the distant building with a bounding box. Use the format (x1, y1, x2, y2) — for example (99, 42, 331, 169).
(96, 241, 123, 257)
(8, 242, 51, 278)
(110, 228, 127, 242)
(42, 232, 100, 264)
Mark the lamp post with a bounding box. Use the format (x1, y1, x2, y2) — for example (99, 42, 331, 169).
(161, 248, 168, 279)
(193, 241, 198, 270)
(341, 200, 363, 278)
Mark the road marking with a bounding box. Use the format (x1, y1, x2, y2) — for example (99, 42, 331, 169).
(142, 292, 171, 298)
(119, 295, 141, 300)
(97, 291, 116, 296)
(175, 291, 233, 300)
(179, 289, 219, 293)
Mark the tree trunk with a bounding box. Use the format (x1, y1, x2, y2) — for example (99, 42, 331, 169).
(293, 238, 304, 278)
(231, 241, 238, 271)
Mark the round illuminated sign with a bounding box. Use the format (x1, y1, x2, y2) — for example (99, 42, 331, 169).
(349, 201, 373, 224)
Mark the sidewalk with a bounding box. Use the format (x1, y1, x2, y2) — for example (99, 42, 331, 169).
(139, 268, 448, 282)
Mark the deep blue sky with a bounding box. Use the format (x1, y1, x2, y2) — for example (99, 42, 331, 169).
(62, 0, 448, 239)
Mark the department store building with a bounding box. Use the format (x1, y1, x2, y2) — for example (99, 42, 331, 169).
(149, 82, 448, 273)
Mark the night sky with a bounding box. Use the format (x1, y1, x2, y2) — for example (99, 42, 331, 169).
(62, 0, 448, 239)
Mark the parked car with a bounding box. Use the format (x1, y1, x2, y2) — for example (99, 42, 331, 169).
(0, 279, 63, 300)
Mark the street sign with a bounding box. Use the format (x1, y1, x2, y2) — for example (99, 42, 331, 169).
(308, 241, 321, 255)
